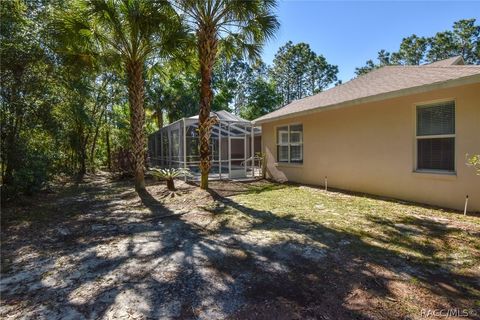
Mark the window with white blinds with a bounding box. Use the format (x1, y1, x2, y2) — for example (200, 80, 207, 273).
(277, 124, 303, 164)
(416, 101, 455, 172)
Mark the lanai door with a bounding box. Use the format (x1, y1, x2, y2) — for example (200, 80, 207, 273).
(229, 137, 246, 178)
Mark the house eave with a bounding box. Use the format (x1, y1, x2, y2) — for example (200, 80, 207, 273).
(253, 73, 480, 125)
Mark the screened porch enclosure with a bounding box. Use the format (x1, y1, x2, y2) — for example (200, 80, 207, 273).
(148, 111, 262, 180)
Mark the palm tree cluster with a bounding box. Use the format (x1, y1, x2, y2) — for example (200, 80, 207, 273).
(56, 0, 279, 191)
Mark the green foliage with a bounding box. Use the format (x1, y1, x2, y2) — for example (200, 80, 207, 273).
(54, 0, 190, 190)
(355, 18, 480, 76)
(271, 41, 338, 106)
(466, 154, 480, 175)
(149, 168, 192, 191)
(146, 68, 200, 124)
(1, 0, 281, 197)
(211, 54, 281, 119)
(354, 49, 392, 76)
(176, 0, 280, 62)
(1, 0, 62, 195)
(212, 54, 253, 113)
(239, 77, 281, 120)
(5, 0, 473, 201)
(176, 0, 280, 189)
(426, 31, 458, 62)
(149, 168, 192, 180)
(145, 53, 282, 124)
(428, 19, 479, 64)
(11, 132, 56, 195)
(393, 35, 428, 65)
(1, 0, 164, 197)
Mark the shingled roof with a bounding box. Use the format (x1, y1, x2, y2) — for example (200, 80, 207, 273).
(423, 55, 465, 67)
(254, 56, 480, 124)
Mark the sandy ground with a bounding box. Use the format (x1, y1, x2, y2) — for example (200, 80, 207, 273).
(1, 174, 479, 319)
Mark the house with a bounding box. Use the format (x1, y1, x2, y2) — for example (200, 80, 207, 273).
(254, 56, 480, 211)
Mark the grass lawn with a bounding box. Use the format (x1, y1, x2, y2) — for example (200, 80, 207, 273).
(1, 175, 479, 319)
(209, 180, 480, 317)
(218, 181, 479, 270)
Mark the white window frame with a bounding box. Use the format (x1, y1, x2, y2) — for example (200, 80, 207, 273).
(414, 100, 456, 173)
(276, 124, 303, 164)
(277, 128, 289, 162)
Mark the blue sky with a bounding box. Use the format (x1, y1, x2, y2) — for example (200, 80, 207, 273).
(261, 1, 480, 82)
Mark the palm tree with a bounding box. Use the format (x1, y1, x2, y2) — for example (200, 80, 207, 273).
(173, 0, 279, 189)
(57, 0, 185, 191)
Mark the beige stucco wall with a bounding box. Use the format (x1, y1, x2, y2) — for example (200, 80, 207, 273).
(262, 83, 480, 211)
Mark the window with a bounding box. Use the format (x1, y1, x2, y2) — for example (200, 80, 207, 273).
(416, 101, 455, 172)
(171, 129, 180, 159)
(277, 124, 303, 164)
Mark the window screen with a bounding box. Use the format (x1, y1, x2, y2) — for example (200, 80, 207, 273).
(290, 145, 303, 162)
(276, 124, 303, 163)
(417, 102, 455, 136)
(417, 138, 454, 171)
(416, 101, 455, 172)
(277, 145, 289, 162)
(279, 132, 289, 144)
(171, 130, 179, 158)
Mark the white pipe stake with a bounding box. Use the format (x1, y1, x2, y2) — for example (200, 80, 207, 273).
(464, 195, 469, 215)
(325, 176, 328, 191)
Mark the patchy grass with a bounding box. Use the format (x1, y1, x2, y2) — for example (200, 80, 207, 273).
(209, 181, 480, 316)
(1, 176, 479, 319)
(218, 182, 479, 268)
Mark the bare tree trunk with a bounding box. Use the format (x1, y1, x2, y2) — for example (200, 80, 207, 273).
(3, 69, 24, 186)
(88, 77, 111, 173)
(3, 120, 18, 185)
(105, 119, 112, 172)
(198, 27, 218, 190)
(79, 148, 87, 178)
(89, 108, 106, 173)
(77, 124, 87, 180)
(126, 60, 146, 191)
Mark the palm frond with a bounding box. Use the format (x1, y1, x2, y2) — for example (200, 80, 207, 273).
(149, 168, 192, 179)
(177, 0, 279, 61)
(69, 0, 188, 65)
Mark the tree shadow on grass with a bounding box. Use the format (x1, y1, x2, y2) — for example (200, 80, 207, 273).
(203, 179, 288, 197)
(1, 177, 479, 319)
(206, 187, 480, 318)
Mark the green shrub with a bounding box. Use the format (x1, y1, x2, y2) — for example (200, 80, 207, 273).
(466, 154, 480, 175)
(149, 168, 192, 191)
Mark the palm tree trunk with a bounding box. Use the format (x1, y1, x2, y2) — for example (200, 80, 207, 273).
(198, 27, 217, 190)
(156, 109, 163, 128)
(126, 60, 146, 191)
(166, 178, 175, 191)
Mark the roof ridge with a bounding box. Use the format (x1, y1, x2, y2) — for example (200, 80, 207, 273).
(418, 65, 480, 68)
(372, 65, 480, 69)
(423, 55, 464, 66)
(254, 64, 480, 123)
